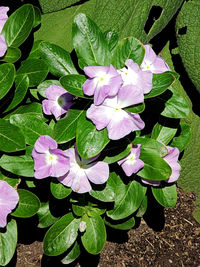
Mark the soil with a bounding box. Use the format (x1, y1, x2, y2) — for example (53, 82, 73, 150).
(7, 187, 200, 267)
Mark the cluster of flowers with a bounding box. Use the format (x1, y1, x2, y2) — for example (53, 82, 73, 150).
(32, 45, 180, 192)
(0, 6, 8, 57)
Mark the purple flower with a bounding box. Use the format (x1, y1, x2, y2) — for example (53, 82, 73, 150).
(0, 180, 19, 228)
(118, 59, 152, 94)
(42, 85, 73, 120)
(32, 135, 70, 179)
(140, 45, 170, 74)
(0, 6, 9, 57)
(118, 144, 144, 176)
(141, 146, 181, 186)
(83, 64, 123, 105)
(58, 147, 109, 194)
(87, 85, 145, 140)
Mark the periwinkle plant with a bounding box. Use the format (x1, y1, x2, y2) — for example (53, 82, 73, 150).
(0, 4, 191, 266)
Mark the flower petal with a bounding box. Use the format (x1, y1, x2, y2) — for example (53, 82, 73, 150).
(121, 158, 144, 176)
(0, 34, 7, 57)
(50, 149, 70, 177)
(45, 85, 66, 100)
(0, 6, 9, 33)
(82, 78, 97, 96)
(141, 179, 161, 186)
(84, 66, 109, 78)
(117, 85, 144, 108)
(84, 161, 109, 184)
(0, 206, 11, 228)
(34, 135, 57, 153)
(0, 181, 19, 210)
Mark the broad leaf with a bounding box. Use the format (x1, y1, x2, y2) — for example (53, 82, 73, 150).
(0, 119, 25, 152)
(5, 103, 42, 120)
(105, 217, 135, 230)
(50, 178, 72, 199)
(152, 123, 177, 145)
(0, 47, 21, 63)
(12, 189, 40, 218)
(81, 214, 106, 255)
(61, 241, 80, 265)
(43, 213, 80, 256)
(39, 41, 77, 77)
(103, 143, 131, 164)
(104, 30, 119, 53)
(152, 184, 177, 208)
(37, 202, 58, 228)
(0, 220, 17, 266)
(171, 122, 191, 153)
(2, 4, 34, 47)
(0, 171, 20, 187)
(39, 0, 80, 13)
(0, 63, 15, 100)
(37, 80, 61, 98)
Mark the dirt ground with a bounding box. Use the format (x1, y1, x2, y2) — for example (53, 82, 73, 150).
(6, 187, 199, 267)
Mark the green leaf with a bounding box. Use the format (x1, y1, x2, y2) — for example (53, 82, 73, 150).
(50, 178, 72, 199)
(152, 123, 177, 145)
(37, 202, 59, 228)
(125, 102, 145, 114)
(145, 72, 177, 99)
(105, 216, 135, 230)
(61, 241, 80, 265)
(112, 37, 145, 68)
(0, 220, 17, 266)
(17, 59, 49, 87)
(103, 143, 131, 164)
(5, 74, 29, 113)
(28, 40, 43, 59)
(89, 174, 116, 202)
(37, 80, 61, 98)
(81, 214, 106, 255)
(39, 0, 80, 13)
(104, 30, 119, 53)
(0, 47, 21, 63)
(34, 0, 96, 52)
(76, 112, 109, 158)
(60, 74, 90, 99)
(39, 41, 77, 77)
(72, 13, 111, 68)
(2, 4, 34, 47)
(107, 174, 147, 220)
(176, 0, 200, 92)
(0, 119, 25, 152)
(43, 213, 80, 256)
(54, 109, 85, 144)
(10, 114, 53, 145)
(93, 0, 183, 43)
(33, 6, 41, 28)
(0, 154, 34, 177)
(152, 185, 177, 208)
(161, 88, 190, 118)
(12, 189, 40, 218)
(136, 195, 147, 217)
(171, 122, 191, 153)
(0, 63, 15, 100)
(0, 171, 20, 187)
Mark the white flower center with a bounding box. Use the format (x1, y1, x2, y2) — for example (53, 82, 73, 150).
(141, 61, 153, 72)
(45, 152, 58, 165)
(120, 67, 138, 86)
(127, 153, 136, 164)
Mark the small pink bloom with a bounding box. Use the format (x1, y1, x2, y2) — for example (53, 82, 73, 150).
(58, 147, 109, 194)
(140, 45, 170, 74)
(0, 180, 19, 228)
(0, 6, 9, 57)
(42, 85, 73, 120)
(118, 144, 144, 176)
(83, 64, 123, 105)
(32, 135, 70, 179)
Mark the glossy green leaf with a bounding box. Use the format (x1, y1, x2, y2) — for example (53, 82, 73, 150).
(39, 41, 77, 77)
(0, 47, 21, 63)
(0, 220, 17, 266)
(10, 114, 53, 145)
(145, 72, 177, 99)
(12, 189, 40, 218)
(161, 88, 190, 118)
(43, 213, 80, 256)
(112, 37, 145, 68)
(2, 4, 34, 47)
(104, 30, 119, 53)
(76, 112, 109, 158)
(50, 178, 72, 199)
(37, 80, 61, 98)
(0, 119, 25, 152)
(0, 63, 15, 100)
(5, 74, 29, 113)
(61, 241, 80, 265)
(103, 143, 131, 165)
(72, 13, 111, 68)
(152, 185, 177, 208)
(17, 59, 49, 87)
(125, 102, 145, 114)
(54, 109, 85, 144)
(89, 174, 116, 202)
(33, 6, 41, 28)
(0, 154, 34, 177)
(28, 40, 43, 59)
(72, 204, 85, 217)
(0, 171, 20, 188)
(5, 102, 42, 119)
(60, 74, 90, 99)
(152, 123, 177, 145)
(81, 214, 106, 255)
(105, 216, 135, 230)
(37, 202, 59, 228)
(171, 122, 191, 153)
(107, 174, 147, 220)
(136, 195, 147, 217)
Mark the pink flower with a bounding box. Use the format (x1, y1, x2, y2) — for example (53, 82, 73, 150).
(0, 6, 9, 57)
(141, 146, 181, 186)
(87, 85, 145, 140)
(118, 144, 144, 176)
(140, 45, 170, 74)
(32, 135, 70, 179)
(0, 180, 19, 228)
(42, 85, 73, 120)
(83, 65, 123, 105)
(58, 147, 109, 194)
